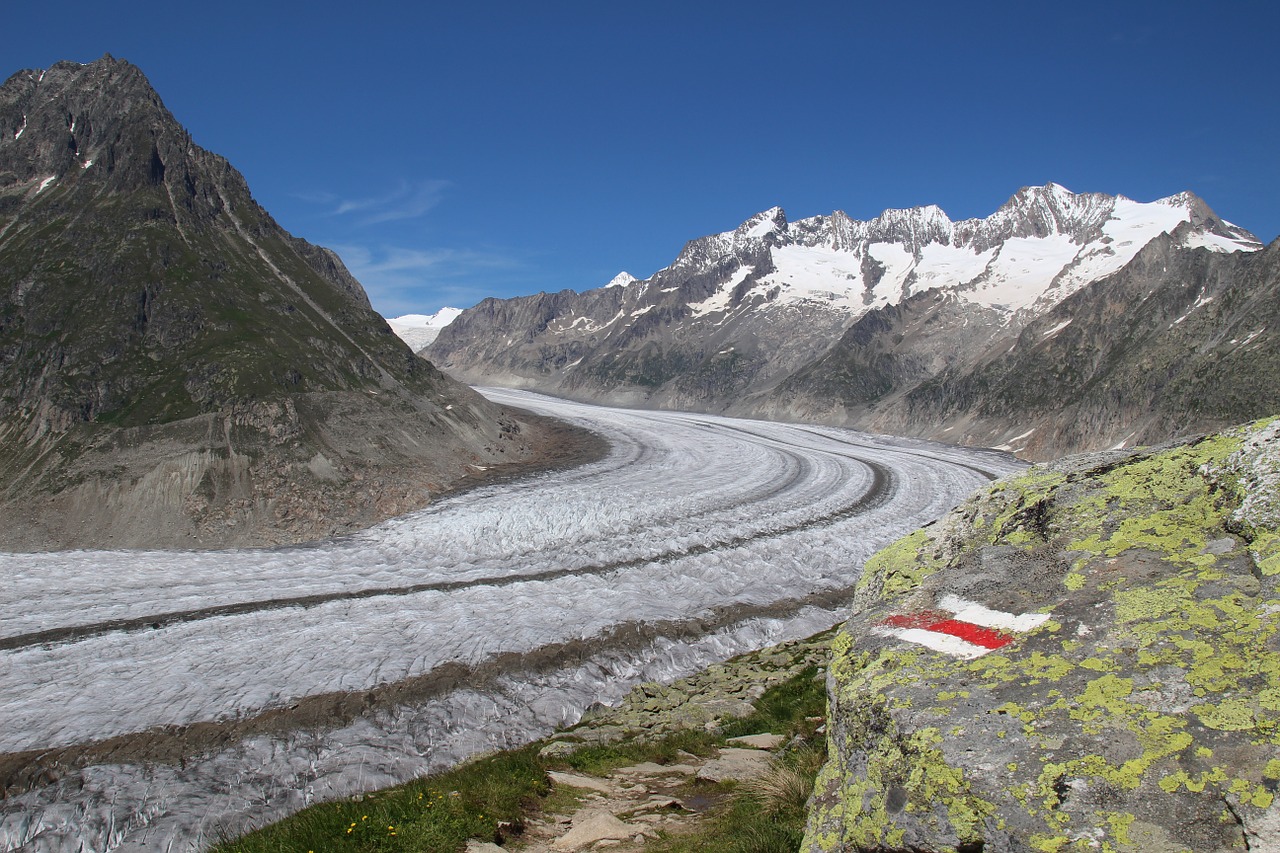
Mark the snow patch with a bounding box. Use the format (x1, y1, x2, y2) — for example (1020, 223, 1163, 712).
(964, 235, 1081, 311)
(1040, 319, 1072, 339)
(1237, 328, 1266, 348)
(866, 242, 916, 304)
(762, 247, 865, 310)
(690, 266, 755, 317)
(994, 427, 1036, 451)
(1179, 229, 1260, 253)
(909, 243, 995, 297)
(35, 176, 55, 194)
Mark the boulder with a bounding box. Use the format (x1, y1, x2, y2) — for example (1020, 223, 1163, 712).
(805, 418, 1280, 852)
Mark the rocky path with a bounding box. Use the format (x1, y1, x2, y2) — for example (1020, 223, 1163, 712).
(489, 736, 780, 853)
(462, 630, 832, 852)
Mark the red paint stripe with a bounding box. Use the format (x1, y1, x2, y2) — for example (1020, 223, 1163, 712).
(881, 612, 948, 630)
(879, 613, 1013, 650)
(926, 619, 1012, 650)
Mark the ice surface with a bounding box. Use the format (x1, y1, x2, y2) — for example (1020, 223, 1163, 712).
(385, 307, 463, 350)
(0, 390, 1020, 851)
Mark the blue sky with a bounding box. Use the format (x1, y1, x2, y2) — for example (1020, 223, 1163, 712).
(5, 1, 1279, 316)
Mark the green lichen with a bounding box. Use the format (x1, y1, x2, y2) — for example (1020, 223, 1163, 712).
(823, 705, 997, 849)
(855, 528, 944, 604)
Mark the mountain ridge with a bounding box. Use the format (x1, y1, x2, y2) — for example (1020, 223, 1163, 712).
(426, 185, 1270, 458)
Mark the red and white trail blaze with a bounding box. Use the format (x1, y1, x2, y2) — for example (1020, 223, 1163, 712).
(871, 595, 1051, 659)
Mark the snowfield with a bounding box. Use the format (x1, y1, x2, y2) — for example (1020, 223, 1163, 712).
(0, 390, 1021, 851)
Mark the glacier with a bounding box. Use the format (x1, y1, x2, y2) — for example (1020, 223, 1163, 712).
(0, 389, 1020, 851)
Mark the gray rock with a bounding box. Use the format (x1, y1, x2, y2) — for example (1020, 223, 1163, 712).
(726, 733, 785, 750)
(550, 810, 638, 851)
(538, 741, 577, 759)
(805, 423, 1280, 851)
(695, 748, 774, 783)
(464, 841, 507, 853)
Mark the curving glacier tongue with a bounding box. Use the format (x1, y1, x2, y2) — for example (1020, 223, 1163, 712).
(0, 390, 1021, 852)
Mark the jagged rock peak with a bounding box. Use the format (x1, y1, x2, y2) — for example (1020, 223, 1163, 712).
(670, 183, 1256, 271)
(0, 54, 192, 191)
(734, 205, 788, 239)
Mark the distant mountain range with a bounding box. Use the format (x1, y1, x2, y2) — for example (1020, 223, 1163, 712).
(0, 56, 564, 549)
(426, 185, 1276, 458)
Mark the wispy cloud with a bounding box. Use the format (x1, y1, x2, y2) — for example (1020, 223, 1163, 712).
(330, 242, 530, 317)
(302, 180, 451, 226)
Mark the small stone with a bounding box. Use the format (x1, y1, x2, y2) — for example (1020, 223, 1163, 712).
(550, 810, 637, 851)
(548, 770, 614, 794)
(465, 841, 507, 853)
(1203, 537, 1238, 555)
(539, 741, 576, 759)
(695, 748, 774, 782)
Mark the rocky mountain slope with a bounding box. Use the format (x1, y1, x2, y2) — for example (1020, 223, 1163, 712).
(805, 416, 1280, 851)
(427, 187, 1268, 458)
(755, 229, 1280, 458)
(0, 56, 581, 550)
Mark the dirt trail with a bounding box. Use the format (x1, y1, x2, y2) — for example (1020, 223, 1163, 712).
(477, 736, 780, 853)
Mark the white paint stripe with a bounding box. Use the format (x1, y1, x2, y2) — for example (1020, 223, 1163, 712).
(871, 626, 990, 660)
(939, 595, 1050, 633)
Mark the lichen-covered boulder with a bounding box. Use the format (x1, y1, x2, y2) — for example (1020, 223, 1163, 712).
(805, 418, 1280, 852)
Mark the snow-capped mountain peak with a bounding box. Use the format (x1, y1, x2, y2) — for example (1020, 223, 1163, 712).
(739, 206, 787, 239)
(605, 271, 639, 288)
